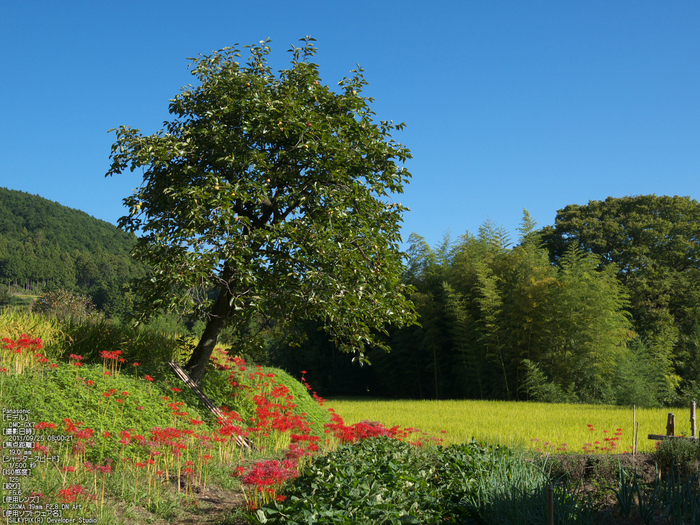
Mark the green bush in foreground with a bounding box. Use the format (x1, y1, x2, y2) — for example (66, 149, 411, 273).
(252, 437, 594, 524)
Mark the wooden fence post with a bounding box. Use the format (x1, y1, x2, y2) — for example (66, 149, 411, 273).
(692, 402, 697, 439)
(633, 405, 636, 456)
(666, 413, 675, 437)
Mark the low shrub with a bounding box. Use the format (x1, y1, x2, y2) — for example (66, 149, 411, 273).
(654, 437, 700, 476)
(251, 437, 595, 524)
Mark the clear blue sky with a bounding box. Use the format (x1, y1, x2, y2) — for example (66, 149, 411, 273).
(2, 1, 699, 249)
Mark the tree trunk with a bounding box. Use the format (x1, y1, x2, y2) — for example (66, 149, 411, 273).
(184, 287, 233, 385)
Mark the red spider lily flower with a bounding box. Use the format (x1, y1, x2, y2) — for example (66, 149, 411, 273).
(58, 484, 88, 504)
(33, 442, 50, 454)
(59, 489, 76, 503)
(62, 466, 75, 472)
(144, 375, 154, 382)
(104, 371, 111, 376)
(132, 362, 140, 367)
(50, 364, 58, 368)
(86, 380, 94, 387)
(75, 428, 94, 440)
(171, 387, 182, 393)
(69, 354, 84, 361)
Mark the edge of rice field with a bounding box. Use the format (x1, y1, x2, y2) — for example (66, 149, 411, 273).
(326, 398, 688, 453)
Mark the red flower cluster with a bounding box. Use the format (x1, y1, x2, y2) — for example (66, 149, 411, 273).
(241, 459, 298, 489)
(579, 425, 629, 454)
(58, 484, 91, 503)
(323, 409, 418, 444)
(285, 433, 320, 460)
(1, 334, 43, 353)
(99, 350, 123, 360)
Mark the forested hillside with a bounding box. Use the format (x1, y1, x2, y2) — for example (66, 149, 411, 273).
(0, 187, 143, 316)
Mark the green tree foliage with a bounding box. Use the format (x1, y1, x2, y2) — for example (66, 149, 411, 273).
(106, 38, 417, 384)
(540, 195, 700, 398)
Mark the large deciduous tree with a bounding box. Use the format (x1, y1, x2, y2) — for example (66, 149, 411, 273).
(106, 38, 416, 384)
(539, 195, 700, 391)
(540, 195, 700, 332)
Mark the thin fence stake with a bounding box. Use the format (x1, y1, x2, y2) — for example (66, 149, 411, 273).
(633, 405, 636, 456)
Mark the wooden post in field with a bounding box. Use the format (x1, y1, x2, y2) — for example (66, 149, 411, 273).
(635, 422, 639, 454)
(666, 413, 675, 437)
(633, 405, 636, 456)
(692, 402, 697, 439)
(547, 484, 554, 525)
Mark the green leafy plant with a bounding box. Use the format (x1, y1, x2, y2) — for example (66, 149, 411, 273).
(655, 438, 700, 476)
(251, 437, 594, 524)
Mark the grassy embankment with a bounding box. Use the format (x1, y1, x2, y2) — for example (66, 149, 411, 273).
(0, 309, 333, 524)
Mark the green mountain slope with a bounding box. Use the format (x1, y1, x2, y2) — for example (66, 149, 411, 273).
(0, 187, 142, 315)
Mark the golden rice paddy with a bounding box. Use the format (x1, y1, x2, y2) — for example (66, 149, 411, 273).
(326, 398, 692, 453)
